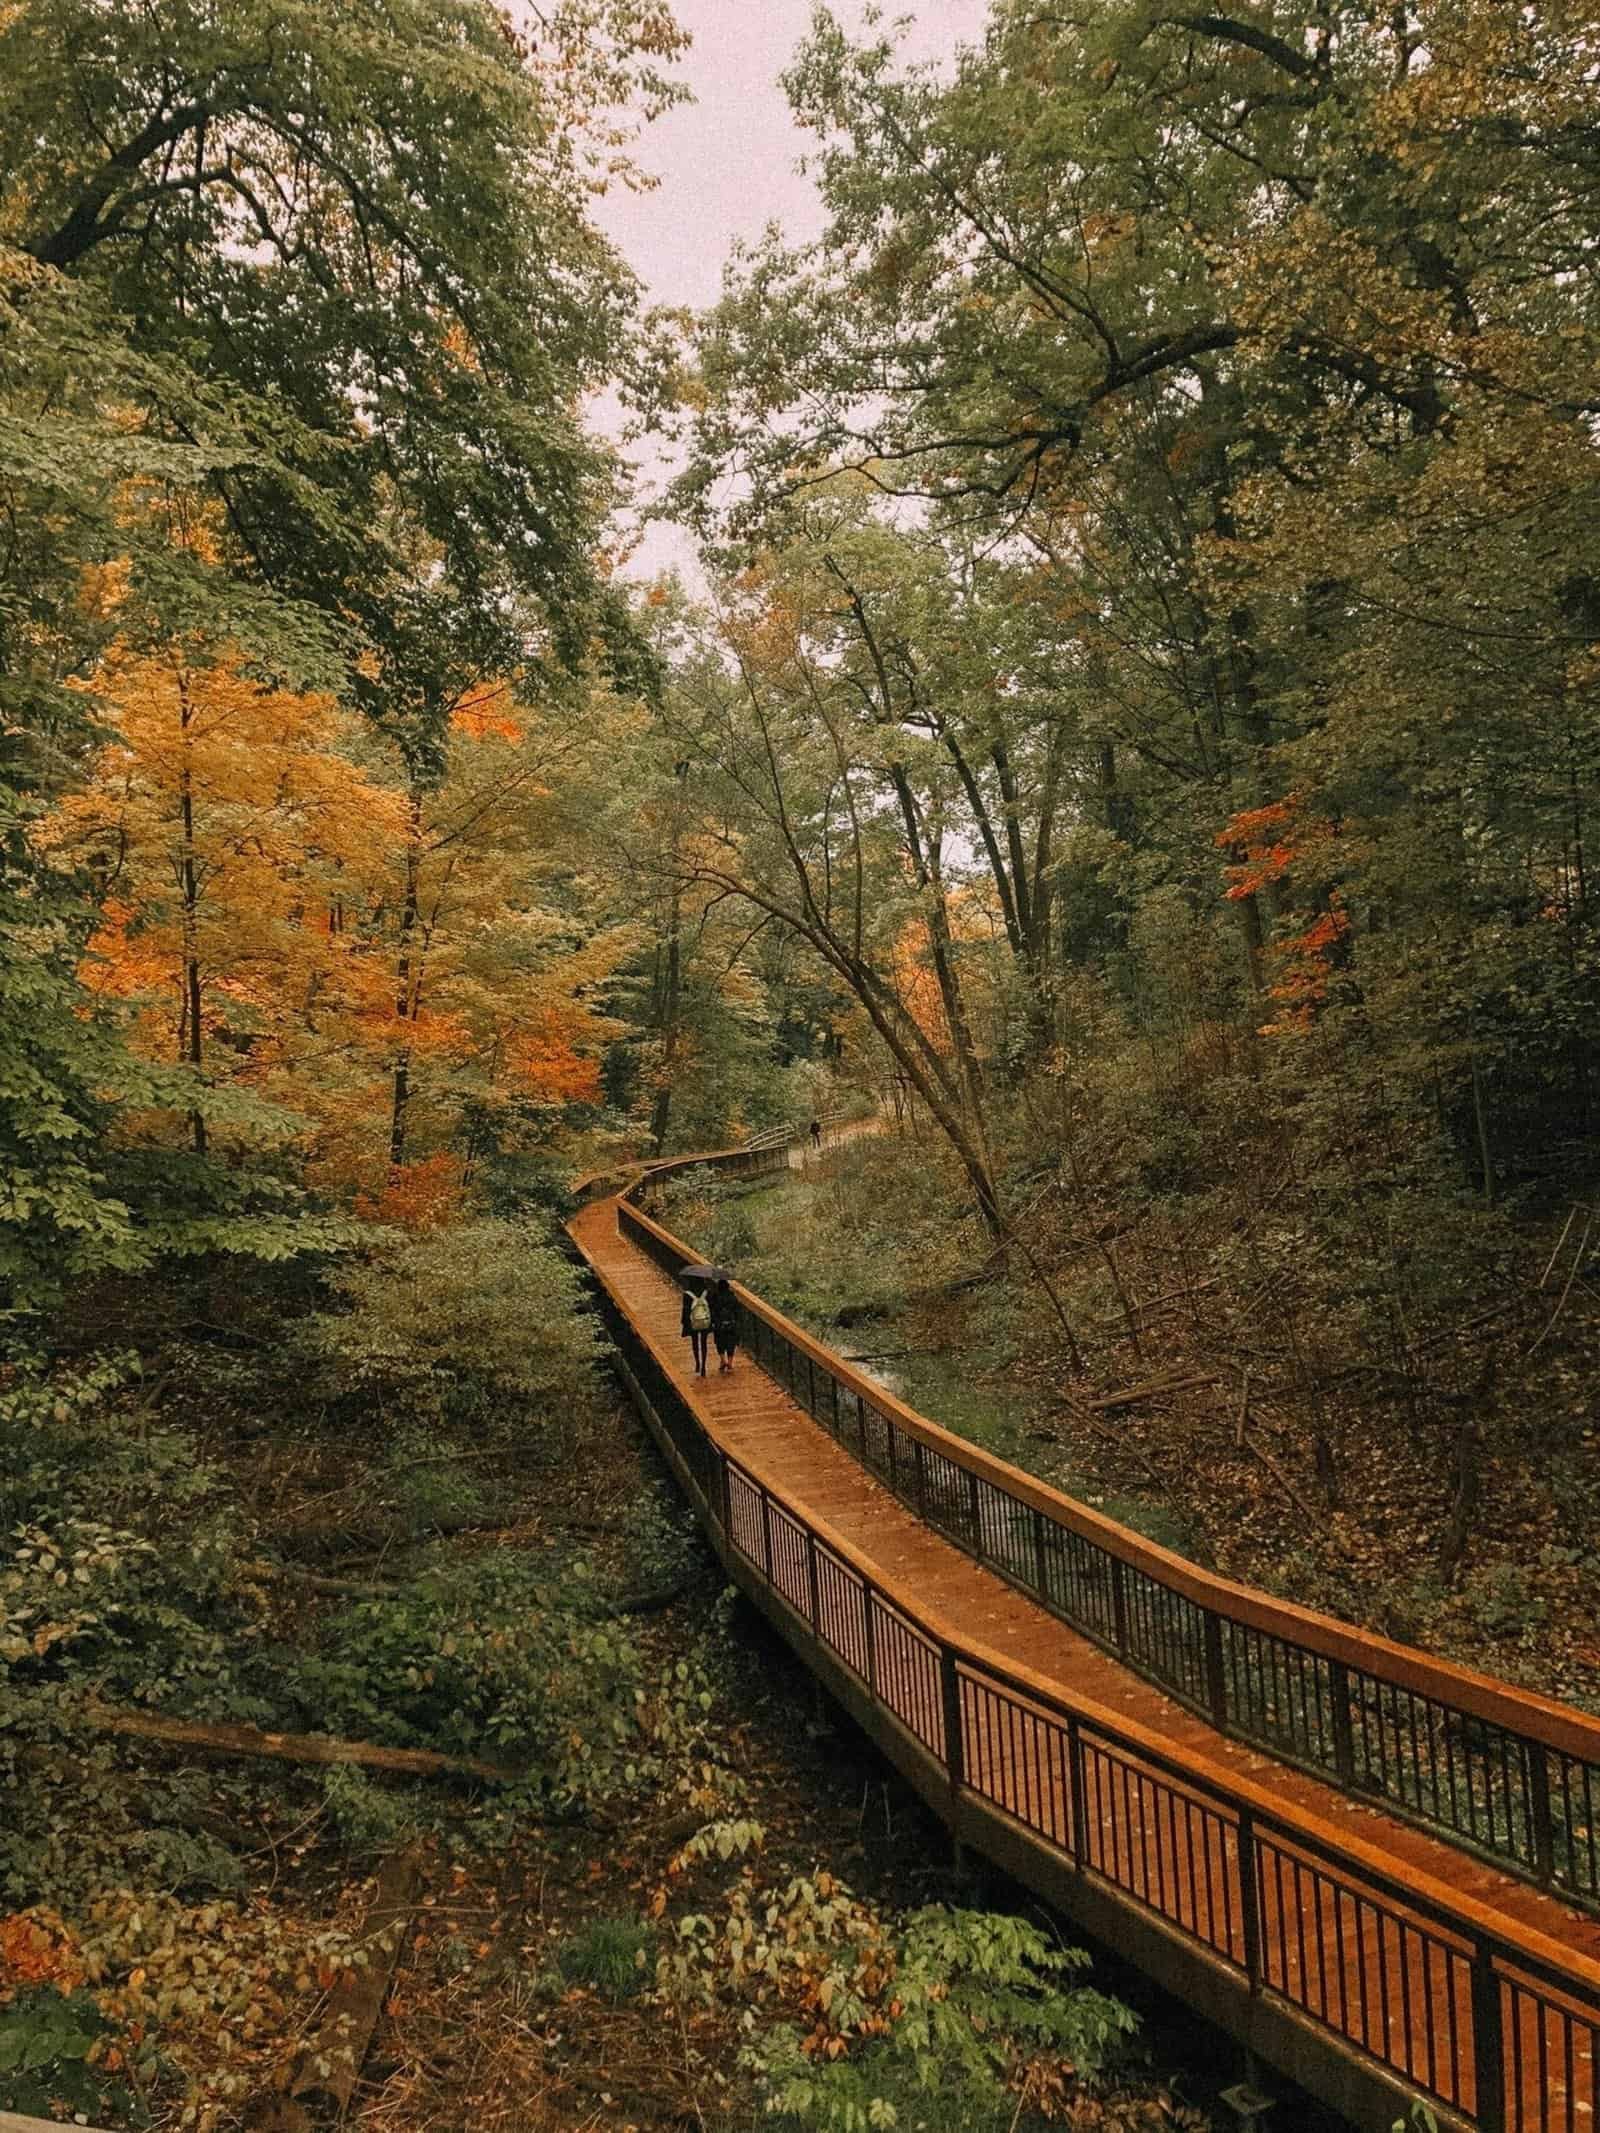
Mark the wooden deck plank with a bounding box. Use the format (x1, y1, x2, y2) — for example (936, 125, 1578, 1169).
(571, 1191, 1600, 2132)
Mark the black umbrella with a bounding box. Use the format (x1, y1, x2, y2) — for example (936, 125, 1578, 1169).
(679, 1262, 733, 1288)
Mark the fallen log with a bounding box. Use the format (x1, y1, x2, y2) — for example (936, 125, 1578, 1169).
(1087, 1372, 1218, 1413)
(289, 1850, 421, 2120)
(257, 1566, 403, 1602)
(84, 1705, 519, 1786)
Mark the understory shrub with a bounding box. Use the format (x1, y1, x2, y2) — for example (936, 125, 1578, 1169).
(660, 1855, 1137, 2133)
(305, 1218, 602, 1436)
(297, 1553, 643, 1792)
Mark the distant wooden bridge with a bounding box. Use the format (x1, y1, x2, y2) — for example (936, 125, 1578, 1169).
(569, 1142, 1600, 2133)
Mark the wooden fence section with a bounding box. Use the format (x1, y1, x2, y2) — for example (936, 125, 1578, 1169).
(569, 1152, 1600, 2133)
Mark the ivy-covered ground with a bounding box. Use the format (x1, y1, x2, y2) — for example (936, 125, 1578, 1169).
(0, 1228, 1246, 2133)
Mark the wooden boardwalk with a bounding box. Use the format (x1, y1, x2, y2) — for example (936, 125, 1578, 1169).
(570, 1171, 1600, 2133)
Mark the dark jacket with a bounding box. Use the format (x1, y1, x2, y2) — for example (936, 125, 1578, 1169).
(681, 1288, 702, 1338)
(709, 1284, 738, 1338)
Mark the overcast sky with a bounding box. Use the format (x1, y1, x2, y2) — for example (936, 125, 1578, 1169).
(589, 0, 992, 578)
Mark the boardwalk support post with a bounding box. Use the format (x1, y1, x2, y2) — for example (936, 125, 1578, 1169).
(1236, 1810, 1263, 1996)
(1329, 1660, 1357, 1787)
(1204, 1610, 1228, 1731)
(1470, 1941, 1506, 2133)
(1110, 1555, 1130, 1658)
(1528, 1742, 1555, 1885)
(1066, 1713, 1088, 1867)
(941, 1644, 964, 1797)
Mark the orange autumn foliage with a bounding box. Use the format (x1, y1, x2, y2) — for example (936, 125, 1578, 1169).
(354, 1153, 466, 1231)
(0, 1909, 86, 1998)
(1215, 793, 1348, 1033)
(43, 641, 629, 1205)
(450, 684, 525, 745)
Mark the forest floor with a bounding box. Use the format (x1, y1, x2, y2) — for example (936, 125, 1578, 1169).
(664, 1132, 1600, 1713)
(3, 1295, 1236, 2133)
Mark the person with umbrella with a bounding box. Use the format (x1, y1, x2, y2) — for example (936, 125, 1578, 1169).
(679, 1263, 728, 1379)
(710, 1277, 739, 1374)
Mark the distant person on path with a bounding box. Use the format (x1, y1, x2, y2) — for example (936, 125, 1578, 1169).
(682, 1282, 712, 1376)
(710, 1277, 739, 1374)
(808, 1117, 823, 1153)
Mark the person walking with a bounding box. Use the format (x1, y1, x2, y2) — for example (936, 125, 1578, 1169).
(710, 1277, 739, 1374)
(682, 1281, 712, 1376)
(808, 1116, 823, 1154)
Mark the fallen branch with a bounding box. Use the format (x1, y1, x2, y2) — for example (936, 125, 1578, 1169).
(84, 1705, 519, 1786)
(288, 1850, 421, 2121)
(1527, 1207, 1596, 1358)
(257, 1565, 403, 1602)
(280, 1513, 532, 1566)
(1087, 1372, 1218, 1413)
(1237, 1422, 1323, 1525)
(1071, 1412, 1164, 1482)
(1132, 1279, 1218, 1317)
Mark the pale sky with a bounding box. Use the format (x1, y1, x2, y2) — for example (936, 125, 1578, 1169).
(590, 0, 993, 577)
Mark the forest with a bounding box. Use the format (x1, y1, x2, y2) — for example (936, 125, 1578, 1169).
(1, 1, 1597, 2129)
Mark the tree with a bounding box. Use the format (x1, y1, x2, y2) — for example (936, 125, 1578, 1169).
(0, 0, 687, 1301)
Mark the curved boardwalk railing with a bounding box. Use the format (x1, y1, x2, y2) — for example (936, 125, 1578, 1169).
(572, 1145, 1600, 2133)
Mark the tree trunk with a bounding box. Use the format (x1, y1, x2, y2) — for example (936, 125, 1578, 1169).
(177, 674, 206, 1155)
(649, 881, 682, 1156)
(83, 1704, 519, 1783)
(389, 791, 424, 1169)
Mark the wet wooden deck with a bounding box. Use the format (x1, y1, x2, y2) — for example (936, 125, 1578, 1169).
(570, 1188, 1600, 2132)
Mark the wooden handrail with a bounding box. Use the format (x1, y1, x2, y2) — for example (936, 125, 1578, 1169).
(714, 1441, 1600, 2007)
(621, 1157, 1600, 1826)
(619, 1180, 1600, 1767)
(575, 1160, 1600, 2131)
